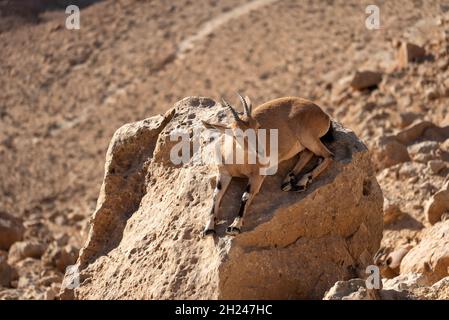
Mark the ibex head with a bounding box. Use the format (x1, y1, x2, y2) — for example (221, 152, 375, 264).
(202, 93, 260, 134)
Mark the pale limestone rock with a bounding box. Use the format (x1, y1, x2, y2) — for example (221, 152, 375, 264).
(61, 97, 383, 300)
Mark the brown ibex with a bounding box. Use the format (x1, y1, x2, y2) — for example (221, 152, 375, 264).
(202, 94, 334, 236)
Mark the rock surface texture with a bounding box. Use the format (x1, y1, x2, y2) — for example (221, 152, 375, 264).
(61, 97, 383, 299)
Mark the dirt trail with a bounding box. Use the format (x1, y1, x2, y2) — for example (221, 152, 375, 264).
(177, 0, 279, 58)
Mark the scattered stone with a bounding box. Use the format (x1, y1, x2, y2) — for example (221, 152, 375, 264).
(42, 243, 78, 273)
(398, 162, 419, 179)
(0, 211, 25, 251)
(383, 273, 427, 292)
(428, 160, 446, 174)
(425, 87, 439, 101)
(396, 121, 449, 146)
(414, 276, 449, 299)
(14, 258, 45, 290)
(396, 42, 426, 69)
(395, 112, 421, 129)
(408, 141, 440, 164)
(373, 136, 410, 170)
(0, 251, 17, 287)
(7, 241, 47, 264)
(425, 180, 449, 225)
(43, 283, 61, 300)
(323, 278, 415, 300)
(38, 274, 63, 287)
(350, 70, 382, 90)
(383, 198, 405, 225)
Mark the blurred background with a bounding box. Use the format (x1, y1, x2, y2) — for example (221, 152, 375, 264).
(0, 0, 448, 299)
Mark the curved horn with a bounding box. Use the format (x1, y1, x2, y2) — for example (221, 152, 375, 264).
(222, 98, 241, 122)
(245, 95, 252, 114)
(237, 92, 251, 117)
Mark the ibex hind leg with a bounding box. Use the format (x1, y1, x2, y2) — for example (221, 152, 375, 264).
(281, 149, 313, 191)
(294, 138, 334, 192)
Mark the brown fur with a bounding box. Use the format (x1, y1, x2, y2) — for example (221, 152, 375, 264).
(202, 95, 334, 236)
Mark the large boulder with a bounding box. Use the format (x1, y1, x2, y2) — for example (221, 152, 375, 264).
(61, 97, 383, 299)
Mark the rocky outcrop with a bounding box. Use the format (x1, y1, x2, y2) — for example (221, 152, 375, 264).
(61, 97, 383, 300)
(400, 220, 449, 285)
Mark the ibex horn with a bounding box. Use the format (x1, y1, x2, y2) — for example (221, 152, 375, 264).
(237, 92, 251, 117)
(222, 98, 241, 122)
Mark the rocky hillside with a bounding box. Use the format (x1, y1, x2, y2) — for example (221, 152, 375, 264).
(0, 0, 448, 299)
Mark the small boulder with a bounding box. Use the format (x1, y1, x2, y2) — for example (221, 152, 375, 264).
(350, 70, 382, 90)
(42, 243, 78, 273)
(372, 136, 410, 170)
(7, 241, 46, 264)
(408, 141, 440, 164)
(425, 181, 449, 225)
(383, 198, 405, 225)
(401, 220, 449, 284)
(0, 251, 17, 287)
(428, 160, 446, 174)
(382, 273, 427, 292)
(396, 42, 426, 69)
(0, 211, 25, 250)
(395, 112, 421, 129)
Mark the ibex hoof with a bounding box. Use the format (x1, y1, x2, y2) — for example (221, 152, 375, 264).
(202, 229, 216, 237)
(294, 174, 312, 192)
(292, 185, 307, 192)
(226, 226, 241, 236)
(281, 173, 296, 191)
(281, 181, 293, 191)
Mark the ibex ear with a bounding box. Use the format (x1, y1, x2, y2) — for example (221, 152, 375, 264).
(201, 120, 230, 133)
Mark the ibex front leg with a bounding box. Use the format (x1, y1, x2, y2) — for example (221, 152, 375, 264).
(202, 173, 232, 237)
(226, 175, 266, 235)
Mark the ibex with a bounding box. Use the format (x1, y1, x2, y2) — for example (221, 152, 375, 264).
(201, 94, 334, 236)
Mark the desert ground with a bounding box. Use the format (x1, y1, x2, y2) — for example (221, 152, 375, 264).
(0, 0, 448, 299)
